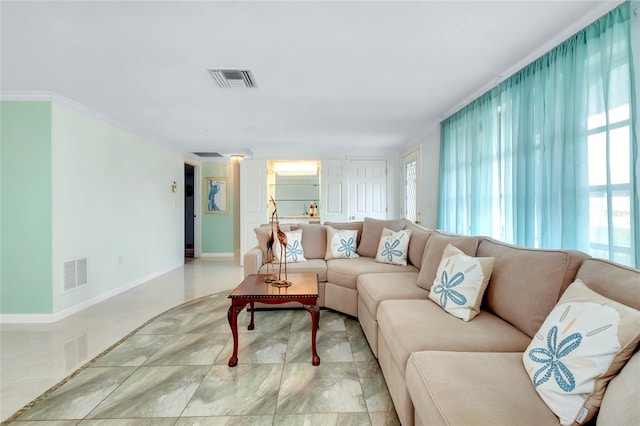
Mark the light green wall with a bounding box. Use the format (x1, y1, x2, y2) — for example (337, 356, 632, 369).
(1, 101, 53, 314)
(202, 162, 234, 253)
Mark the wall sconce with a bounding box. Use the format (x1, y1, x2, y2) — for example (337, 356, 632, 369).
(171, 181, 177, 192)
(230, 154, 245, 163)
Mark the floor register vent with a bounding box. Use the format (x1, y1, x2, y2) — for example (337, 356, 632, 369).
(64, 258, 88, 291)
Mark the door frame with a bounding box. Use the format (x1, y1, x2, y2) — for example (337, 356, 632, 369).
(185, 159, 202, 258)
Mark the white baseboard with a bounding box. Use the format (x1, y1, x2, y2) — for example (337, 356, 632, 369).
(0, 263, 183, 324)
(199, 252, 234, 258)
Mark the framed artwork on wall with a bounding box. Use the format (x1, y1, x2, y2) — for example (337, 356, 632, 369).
(205, 177, 229, 213)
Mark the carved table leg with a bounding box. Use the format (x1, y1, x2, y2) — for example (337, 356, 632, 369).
(227, 304, 245, 367)
(304, 304, 321, 366)
(248, 302, 255, 330)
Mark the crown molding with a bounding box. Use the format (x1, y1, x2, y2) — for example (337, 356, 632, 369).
(0, 91, 178, 153)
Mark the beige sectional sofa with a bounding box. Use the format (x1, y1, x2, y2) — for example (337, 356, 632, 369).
(243, 218, 640, 426)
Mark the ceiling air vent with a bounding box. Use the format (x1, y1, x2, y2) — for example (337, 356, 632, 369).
(193, 152, 223, 158)
(208, 69, 256, 88)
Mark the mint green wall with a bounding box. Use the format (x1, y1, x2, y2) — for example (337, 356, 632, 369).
(1, 102, 53, 314)
(202, 163, 234, 253)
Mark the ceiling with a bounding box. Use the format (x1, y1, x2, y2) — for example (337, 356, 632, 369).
(0, 1, 621, 161)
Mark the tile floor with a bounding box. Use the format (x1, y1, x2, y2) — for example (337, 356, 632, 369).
(1, 258, 399, 425)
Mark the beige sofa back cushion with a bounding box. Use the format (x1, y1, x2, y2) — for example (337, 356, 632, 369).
(477, 238, 588, 338)
(298, 224, 327, 259)
(416, 231, 478, 291)
(324, 221, 363, 246)
(575, 258, 640, 310)
(357, 217, 405, 258)
(597, 350, 640, 426)
(403, 220, 432, 268)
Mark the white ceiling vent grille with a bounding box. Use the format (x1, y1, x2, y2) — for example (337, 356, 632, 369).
(208, 69, 256, 88)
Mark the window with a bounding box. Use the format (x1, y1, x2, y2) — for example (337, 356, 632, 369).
(438, 2, 637, 267)
(402, 149, 421, 224)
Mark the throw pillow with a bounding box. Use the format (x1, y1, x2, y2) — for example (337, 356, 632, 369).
(416, 231, 478, 291)
(273, 229, 307, 263)
(375, 228, 412, 266)
(428, 244, 495, 321)
(325, 226, 359, 260)
(357, 217, 405, 258)
(522, 280, 640, 426)
(254, 224, 291, 263)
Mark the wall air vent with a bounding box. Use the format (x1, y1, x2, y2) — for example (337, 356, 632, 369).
(193, 152, 223, 158)
(63, 258, 88, 292)
(208, 69, 256, 88)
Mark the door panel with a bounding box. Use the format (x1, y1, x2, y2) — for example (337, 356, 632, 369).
(240, 160, 267, 265)
(349, 160, 387, 220)
(321, 160, 348, 222)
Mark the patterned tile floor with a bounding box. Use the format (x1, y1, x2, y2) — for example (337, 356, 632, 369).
(4, 290, 400, 425)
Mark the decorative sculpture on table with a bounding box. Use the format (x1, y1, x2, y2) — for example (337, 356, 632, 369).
(263, 207, 277, 283)
(269, 197, 292, 287)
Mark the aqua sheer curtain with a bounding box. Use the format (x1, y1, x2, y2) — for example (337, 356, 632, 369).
(438, 1, 638, 267)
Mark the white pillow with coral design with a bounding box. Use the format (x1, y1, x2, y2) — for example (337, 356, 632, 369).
(325, 226, 359, 260)
(428, 243, 494, 321)
(522, 280, 640, 426)
(375, 228, 412, 266)
(273, 229, 307, 263)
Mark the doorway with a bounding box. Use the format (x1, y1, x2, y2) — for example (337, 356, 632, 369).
(185, 163, 195, 260)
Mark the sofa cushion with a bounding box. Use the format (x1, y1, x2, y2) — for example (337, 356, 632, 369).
(406, 351, 560, 426)
(258, 259, 327, 282)
(273, 229, 306, 262)
(477, 238, 589, 338)
(522, 280, 640, 426)
(575, 258, 640, 310)
(403, 220, 432, 268)
(327, 257, 418, 290)
(254, 224, 292, 263)
(357, 272, 425, 318)
(298, 224, 327, 259)
(598, 351, 640, 426)
(429, 244, 495, 321)
(377, 299, 531, 377)
(325, 226, 359, 260)
(375, 228, 412, 266)
(357, 217, 405, 257)
(323, 221, 363, 246)
(416, 231, 478, 291)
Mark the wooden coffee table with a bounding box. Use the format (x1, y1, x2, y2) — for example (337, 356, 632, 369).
(227, 273, 320, 367)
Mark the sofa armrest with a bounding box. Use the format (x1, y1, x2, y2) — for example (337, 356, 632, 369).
(244, 246, 264, 278)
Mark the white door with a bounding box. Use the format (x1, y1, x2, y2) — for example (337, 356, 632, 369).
(349, 159, 387, 221)
(321, 160, 348, 222)
(402, 148, 422, 225)
(240, 159, 268, 265)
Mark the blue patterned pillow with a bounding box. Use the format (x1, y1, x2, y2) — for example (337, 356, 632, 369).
(325, 226, 359, 260)
(375, 228, 412, 266)
(522, 280, 640, 425)
(273, 229, 307, 263)
(428, 244, 494, 321)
